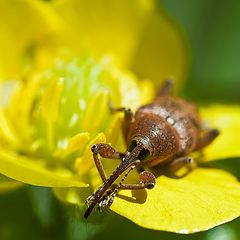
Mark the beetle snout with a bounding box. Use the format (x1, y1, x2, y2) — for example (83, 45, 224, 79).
(137, 148, 150, 161)
(128, 136, 153, 162)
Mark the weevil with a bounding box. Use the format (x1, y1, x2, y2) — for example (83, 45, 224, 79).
(84, 80, 219, 218)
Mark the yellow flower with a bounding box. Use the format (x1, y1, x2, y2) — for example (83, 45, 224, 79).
(0, 0, 188, 90)
(0, 0, 240, 234)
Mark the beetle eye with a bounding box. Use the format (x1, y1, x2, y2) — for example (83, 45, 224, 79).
(128, 140, 137, 152)
(138, 149, 150, 161)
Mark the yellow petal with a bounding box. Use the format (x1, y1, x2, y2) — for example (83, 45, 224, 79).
(52, 1, 188, 89)
(0, 149, 87, 187)
(0, 175, 24, 194)
(200, 105, 240, 161)
(138, 79, 155, 105)
(111, 168, 240, 233)
(0, 0, 60, 79)
(131, 8, 189, 90)
(52, 0, 154, 67)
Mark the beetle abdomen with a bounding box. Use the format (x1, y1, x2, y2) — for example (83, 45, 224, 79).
(135, 96, 201, 156)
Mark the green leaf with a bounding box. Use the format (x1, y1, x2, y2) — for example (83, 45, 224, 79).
(161, 0, 240, 101)
(67, 212, 108, 240)
(0, 174, 23, 194)
(0, 187, 66, 240)
(28, 186, 55, 228)
(202, 158, 240, 180)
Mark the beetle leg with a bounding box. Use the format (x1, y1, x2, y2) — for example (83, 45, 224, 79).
(117, 171, 156, 190)
(109, 103, 133, 140)
(103, 169, 156, 208)
(99, 161, 140, 208)
(91, 143, 124, 182)
(195, 128, 220, 151)
(155, 79, 173, 98)
(168, 156, 195, 173)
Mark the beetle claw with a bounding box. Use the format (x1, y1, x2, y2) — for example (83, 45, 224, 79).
(85, 193, 95, 206)
(97, 190, 114, 211)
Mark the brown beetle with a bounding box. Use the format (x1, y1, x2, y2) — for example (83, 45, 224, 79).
(84, 80, 219, 218)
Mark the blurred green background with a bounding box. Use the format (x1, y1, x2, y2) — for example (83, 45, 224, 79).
(0, 186, 240, 240)
(0, 0, 240, 239)
(160, 0, 240, 103)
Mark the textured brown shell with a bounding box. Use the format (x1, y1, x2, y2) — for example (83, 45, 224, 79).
(126, 96, 202, 167)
